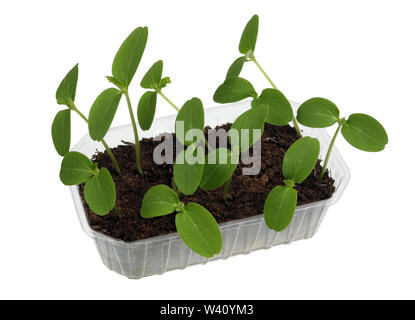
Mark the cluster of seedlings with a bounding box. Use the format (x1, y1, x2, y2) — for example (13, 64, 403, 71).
(52, 15, 388, 258)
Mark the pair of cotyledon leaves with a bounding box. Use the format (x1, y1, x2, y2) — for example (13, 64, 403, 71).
(296, 98, 388, 152)
(88, 27, 149, 141)
(213, 76, 294, 154)
(52, 64, 79, 156)
(264, 137, 320, 232)
(226, 15, 259, 80)
(140, 185, 222, 258)
(59, 152, 116, 216)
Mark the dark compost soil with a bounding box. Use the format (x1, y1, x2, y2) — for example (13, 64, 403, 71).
(78, 123, 335, 242)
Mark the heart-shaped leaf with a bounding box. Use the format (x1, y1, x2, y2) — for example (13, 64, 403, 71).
(137, 91, 157, 130)
(88, 88, 122, 141)
(140, 185, 180, 218)
(84, 167, 116, 216)
(282, 137, 320, 184)
(252, 88, 293, 126)
(296, 97, 340, 128)
(213, 77, 257, 103)
(175, 97, 205, 146)
(229, 104, 268, 152)
(264, 185, 298, 232)
(59, 151, 94, 186)
(140, 60, 163, 90)
(226, 56, 245, 80)
(51, 109, 71, 156)
(56, 64, 78, 105)
(175, 202, 222, 258)
(239, 15, 259, 54)
(111, 26, 148, 87)
(173, 147, 205, 195)
(200, 148, 237, 190)
(341, 113, 388, 152)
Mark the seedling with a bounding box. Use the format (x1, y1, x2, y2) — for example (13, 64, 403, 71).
(53, 64, 121, 175)
(141, 184, 222, 258)
(214, 15, 302, 136)
(59, 152, 118, 216)
(296, 97, 388, 179)
(104, 26, 149, 174)
(138, 60, 208, 195)
(264, 137, 320, 231)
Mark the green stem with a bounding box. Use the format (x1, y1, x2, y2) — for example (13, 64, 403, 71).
(320, 123, 342, 180)
(71, 104, 121, 175)
(158, 90, 213, 151)
(114, 203, 122, 218)
(223, 177, 232, 201)
(123, 89, 143, 175)
(157, 90, 180, 111)
(172, 177, 180, 196)
(250, 55, 302, 137)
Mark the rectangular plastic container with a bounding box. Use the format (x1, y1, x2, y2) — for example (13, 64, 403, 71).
(70, 101, 350, 279)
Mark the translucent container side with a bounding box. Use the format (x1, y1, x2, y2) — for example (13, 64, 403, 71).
(69, 101, 350, 279)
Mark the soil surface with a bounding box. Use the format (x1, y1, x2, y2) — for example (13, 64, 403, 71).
(79, 123, 335, 242)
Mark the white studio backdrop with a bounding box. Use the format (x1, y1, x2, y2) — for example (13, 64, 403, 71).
(0, 0, 414, 299)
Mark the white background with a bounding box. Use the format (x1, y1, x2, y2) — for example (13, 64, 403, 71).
(0, 0, 414, 299)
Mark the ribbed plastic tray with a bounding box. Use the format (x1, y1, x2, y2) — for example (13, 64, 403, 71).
(70, 101, 350, 279)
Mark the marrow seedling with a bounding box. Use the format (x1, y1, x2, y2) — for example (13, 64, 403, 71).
(53, 64, 121, 175)
(105, 26, 149, 174)
(138, 61, 208, 195)
(59, 152, 119, 216)
(140, 184, 222, 257)
(213, 15, 302, 136)
(264, 137, 320, 231)
(296, 97, 388, 179)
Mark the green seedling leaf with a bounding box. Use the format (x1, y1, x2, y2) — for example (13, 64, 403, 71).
(282, 137, 320, 184)
(88, 88, 122, 141)
(226, 56, 245, 80)
(106, 76, 125, 90)
(175, 202, 222, 258)
(56, 64, 78, 106)
(84, 167, 116, 216)
(111, 26, 148, 87)
(159, 76, 171, 89)
(174, 148, 204, 196)
(137, 91, 157, 130)
(141, 60, 163, 90)
(264, 185, 298, 232)
(239, 15, 259, 54)
(200, 148, 237, 190)
(59, 151, 94, 185)
(141, 185, 180, 218)
(252, 88, 293, 126)
(341, 113, 388, 152)
(51, 109, 71, 156)
(175, 97, 205, 146)
(213, 77, 257, 103)
(229, 104, 268, 152)
(296, 97, 340, 128)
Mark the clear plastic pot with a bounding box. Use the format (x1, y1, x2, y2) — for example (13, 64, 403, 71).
(70, 101, 350, 279)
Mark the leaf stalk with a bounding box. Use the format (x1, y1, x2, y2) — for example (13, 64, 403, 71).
(70, 103, 121, 175)
(250, 55, 302, 137)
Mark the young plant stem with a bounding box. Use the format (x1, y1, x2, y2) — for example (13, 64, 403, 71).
(157, 90, 180, 112)
(114, 203, 122, 218)
(223, 176, 232, 201)
(250, 55, 302, 137)
(320, 123, 342, 180)
(172, 177, 180, 196)
(157, 90, 213, 151)
(123, 89, 143, 175)
(70, 103, 121, 175)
